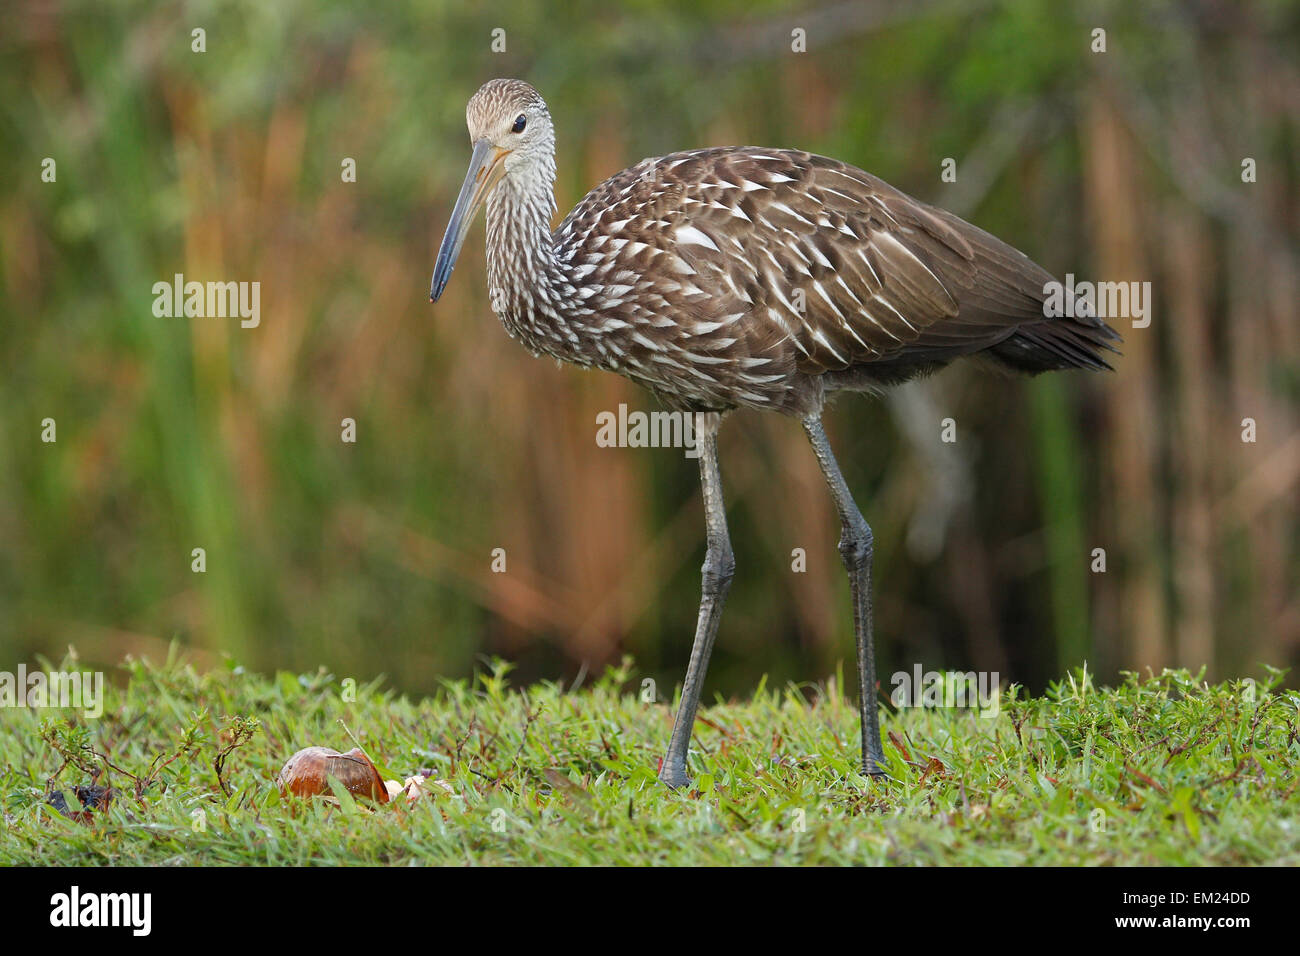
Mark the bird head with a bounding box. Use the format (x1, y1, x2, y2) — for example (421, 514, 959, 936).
(431, 79, 554, 301)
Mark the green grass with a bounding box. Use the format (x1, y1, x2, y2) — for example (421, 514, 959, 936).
(2, 650, 1297, 865)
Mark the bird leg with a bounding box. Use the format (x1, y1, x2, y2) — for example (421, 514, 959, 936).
(659, 412, 734, 789)
(803, 416, 887, 776)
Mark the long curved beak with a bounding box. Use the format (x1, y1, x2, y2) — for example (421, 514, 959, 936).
(431, 139, 510, 302)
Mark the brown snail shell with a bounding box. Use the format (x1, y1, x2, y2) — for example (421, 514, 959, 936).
(276, 746, 390, 804)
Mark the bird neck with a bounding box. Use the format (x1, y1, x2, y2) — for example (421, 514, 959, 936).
(484, 154, 582, 358)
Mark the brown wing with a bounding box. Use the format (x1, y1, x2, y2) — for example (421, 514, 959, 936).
(553, 147, 1116, 408)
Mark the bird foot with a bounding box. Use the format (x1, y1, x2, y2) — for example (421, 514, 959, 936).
(863, 758, 888, 780)
(657, 761, 692, 790)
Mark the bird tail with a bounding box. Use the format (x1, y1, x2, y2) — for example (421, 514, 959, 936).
(987, 310, 1123, 373)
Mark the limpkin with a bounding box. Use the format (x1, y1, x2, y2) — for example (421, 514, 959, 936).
(431, 79, 1119, 788)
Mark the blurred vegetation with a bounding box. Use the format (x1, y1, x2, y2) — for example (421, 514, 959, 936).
(0, 0, 1297, 697)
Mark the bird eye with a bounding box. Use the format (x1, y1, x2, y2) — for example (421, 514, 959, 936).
(511, 114, 527, 134)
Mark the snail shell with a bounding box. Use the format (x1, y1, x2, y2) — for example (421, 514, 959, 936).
(276, 746, 390, 804)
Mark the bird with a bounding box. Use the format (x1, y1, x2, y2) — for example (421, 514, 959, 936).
(431, 78, 1119, 789)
